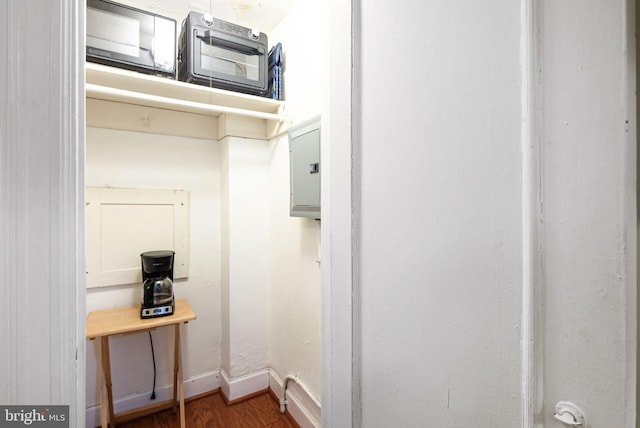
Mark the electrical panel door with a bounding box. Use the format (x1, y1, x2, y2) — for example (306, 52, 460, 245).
(289, 116, 320, 219)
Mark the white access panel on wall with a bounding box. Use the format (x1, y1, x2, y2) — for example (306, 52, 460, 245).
(86, 186, 189, 287)
(289, 115, 321, 219)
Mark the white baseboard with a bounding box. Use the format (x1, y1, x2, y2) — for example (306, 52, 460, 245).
(85, 370, 220, 428)
(86, 368, 322, 428)
(219, 368, 270, 401)
(269, 370, 321, 428)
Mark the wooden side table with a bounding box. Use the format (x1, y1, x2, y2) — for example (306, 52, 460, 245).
(86, 298, 196, 428)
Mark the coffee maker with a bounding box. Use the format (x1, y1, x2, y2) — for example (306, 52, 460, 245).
(140, 250, 175, 319)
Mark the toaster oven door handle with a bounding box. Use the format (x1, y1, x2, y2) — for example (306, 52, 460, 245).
(196, 30, 264, 56)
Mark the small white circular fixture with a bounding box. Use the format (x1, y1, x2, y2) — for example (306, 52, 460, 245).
(250, 29, 260, 40)
(554, 401, 586, 427)
(202, 13, 214, 26)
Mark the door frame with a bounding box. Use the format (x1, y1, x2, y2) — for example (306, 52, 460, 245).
(2, 0, 86, 424)
(321, 0, 359, 425)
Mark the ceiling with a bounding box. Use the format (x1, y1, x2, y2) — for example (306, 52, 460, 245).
(118, 0, 300, 34)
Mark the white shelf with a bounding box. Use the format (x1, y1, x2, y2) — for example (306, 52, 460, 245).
(85, 63, 289, 140)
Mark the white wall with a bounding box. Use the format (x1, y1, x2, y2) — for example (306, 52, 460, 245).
(267, 0, 325, 422)
(357, 1, 523, 426)
(351, 1, 636, 427)
(85, 128, 222, 422)
(539, 1, 636, 426)
(220, 136, 270, 382)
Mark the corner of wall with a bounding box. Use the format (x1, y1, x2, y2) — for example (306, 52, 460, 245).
(269, 369, 321, 428)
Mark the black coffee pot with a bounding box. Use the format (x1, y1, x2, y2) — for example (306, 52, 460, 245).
(140, 250, 175, 318)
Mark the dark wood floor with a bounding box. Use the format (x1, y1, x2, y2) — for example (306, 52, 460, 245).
(118, 391, 299, 428)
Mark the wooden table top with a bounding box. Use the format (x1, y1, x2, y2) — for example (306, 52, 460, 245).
(86, 298, 196, 339)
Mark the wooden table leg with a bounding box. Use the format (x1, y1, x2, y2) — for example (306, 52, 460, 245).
(101, 336, 115, 428)
(176, 324, 186, 428)
(101, 371, 108, 428)
(173, 324, 179, 414)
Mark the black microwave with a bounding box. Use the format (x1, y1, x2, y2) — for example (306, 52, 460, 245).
(178, 12, 269, 96)
(86, 0, 176, 78)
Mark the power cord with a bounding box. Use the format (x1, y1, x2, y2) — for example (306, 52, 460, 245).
(148, 331, 157, 400)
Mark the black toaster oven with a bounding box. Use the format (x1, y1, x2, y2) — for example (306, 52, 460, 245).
(178, 12, 269, 96)
(86, 0, 176, 78)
